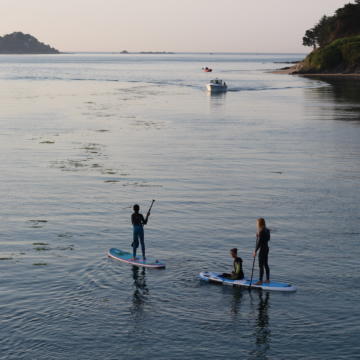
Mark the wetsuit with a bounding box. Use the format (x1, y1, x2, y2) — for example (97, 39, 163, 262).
(256, 228, 270, 281)
(131, 213, 148, 258)
(232, 257, 244, 280)
(223, 257, 244, 280)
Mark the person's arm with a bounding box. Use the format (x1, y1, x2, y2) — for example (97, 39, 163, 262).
(131, 214, 135, 225)
(253, 232, 263, 256)
(141, 214, 148, 225)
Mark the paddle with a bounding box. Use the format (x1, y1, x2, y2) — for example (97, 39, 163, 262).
(249, 235, 258, 289)
(146, 199, 155, 221)
(249, 253, 256, 289)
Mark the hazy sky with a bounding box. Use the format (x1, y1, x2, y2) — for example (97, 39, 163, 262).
(1, 0, 353, 52)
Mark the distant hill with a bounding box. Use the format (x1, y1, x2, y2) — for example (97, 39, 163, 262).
(298, 1, 360, 73)
(0, 32, 59, 54)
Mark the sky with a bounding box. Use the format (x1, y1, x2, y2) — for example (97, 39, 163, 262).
(0, 0, 354, 53)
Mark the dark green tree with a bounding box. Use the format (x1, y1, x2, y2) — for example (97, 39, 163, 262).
(302, 1, 360, 49)
(303, 29, 316, 49)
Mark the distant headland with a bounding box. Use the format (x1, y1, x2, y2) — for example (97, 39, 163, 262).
(115, 50, 174, 55)
(276, 1, 360, 76)
(139, 51, 174, 54)
(0, 32, 59, 54)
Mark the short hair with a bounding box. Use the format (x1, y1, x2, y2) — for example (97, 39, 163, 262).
(230, 248, 237, 254)
(133, 204, 140, 211)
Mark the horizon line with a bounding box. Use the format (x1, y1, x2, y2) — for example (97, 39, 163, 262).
(57, 50, 307, 55)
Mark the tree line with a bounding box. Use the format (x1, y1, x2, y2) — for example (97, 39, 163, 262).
(303, 0, 360, 49)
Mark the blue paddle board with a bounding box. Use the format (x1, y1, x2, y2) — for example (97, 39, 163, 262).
(199, 271, 296, 292)
(108, 248, 165, 269)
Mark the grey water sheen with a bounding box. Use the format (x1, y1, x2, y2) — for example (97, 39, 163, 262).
(0, 53, 359, 360)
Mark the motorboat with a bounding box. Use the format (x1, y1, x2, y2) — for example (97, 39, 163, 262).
(202, 67, 212, 72)
(206, 78, 227, 93)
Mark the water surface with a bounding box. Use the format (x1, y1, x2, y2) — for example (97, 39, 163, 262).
(0, 53, 359, 360)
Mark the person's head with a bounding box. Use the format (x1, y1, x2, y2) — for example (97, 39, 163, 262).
(133, 204, 140, 213)
(230, 248, 238, 258)
(257, 218, 266, 232)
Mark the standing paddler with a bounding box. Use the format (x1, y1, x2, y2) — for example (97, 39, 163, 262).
(253, 218, 271, 285)
(131, 200, 154, 261)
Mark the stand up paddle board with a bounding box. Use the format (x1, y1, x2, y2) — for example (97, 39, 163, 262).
(199, 271, 296, 292)
(108, 248, 165, 269)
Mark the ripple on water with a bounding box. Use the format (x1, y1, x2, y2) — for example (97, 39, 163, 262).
(28, 220, 48, 228)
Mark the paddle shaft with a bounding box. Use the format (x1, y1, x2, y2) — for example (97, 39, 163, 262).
(146, 200, 155, 219)
(249, 235, 258, 288)
(249, 255, 256, 288)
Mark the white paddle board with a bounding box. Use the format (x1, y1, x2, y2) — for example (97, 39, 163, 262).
(199, 271, 296, 292)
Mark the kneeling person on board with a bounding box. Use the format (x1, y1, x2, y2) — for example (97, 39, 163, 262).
(131, 204, 149, 260)
(222, 248, 244, 280)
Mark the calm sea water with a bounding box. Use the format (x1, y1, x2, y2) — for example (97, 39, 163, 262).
(0, 53, 359, 360)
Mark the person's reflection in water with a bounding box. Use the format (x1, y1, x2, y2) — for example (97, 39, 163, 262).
(230, 287, 244, 315)
(130, 266, 149, 317)
(250, 291, 271, 359)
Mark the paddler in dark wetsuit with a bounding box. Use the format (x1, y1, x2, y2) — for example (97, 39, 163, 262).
(222, 248, 244, 280)
(253, 217, 270, 285)
(131, 204, 149, 260)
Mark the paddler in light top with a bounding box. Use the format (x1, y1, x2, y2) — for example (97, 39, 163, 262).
(131, 204, 150, 261)
(222, 248, 245, 280)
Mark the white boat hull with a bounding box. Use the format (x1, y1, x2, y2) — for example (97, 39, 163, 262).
(206, 84, 227, 93)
